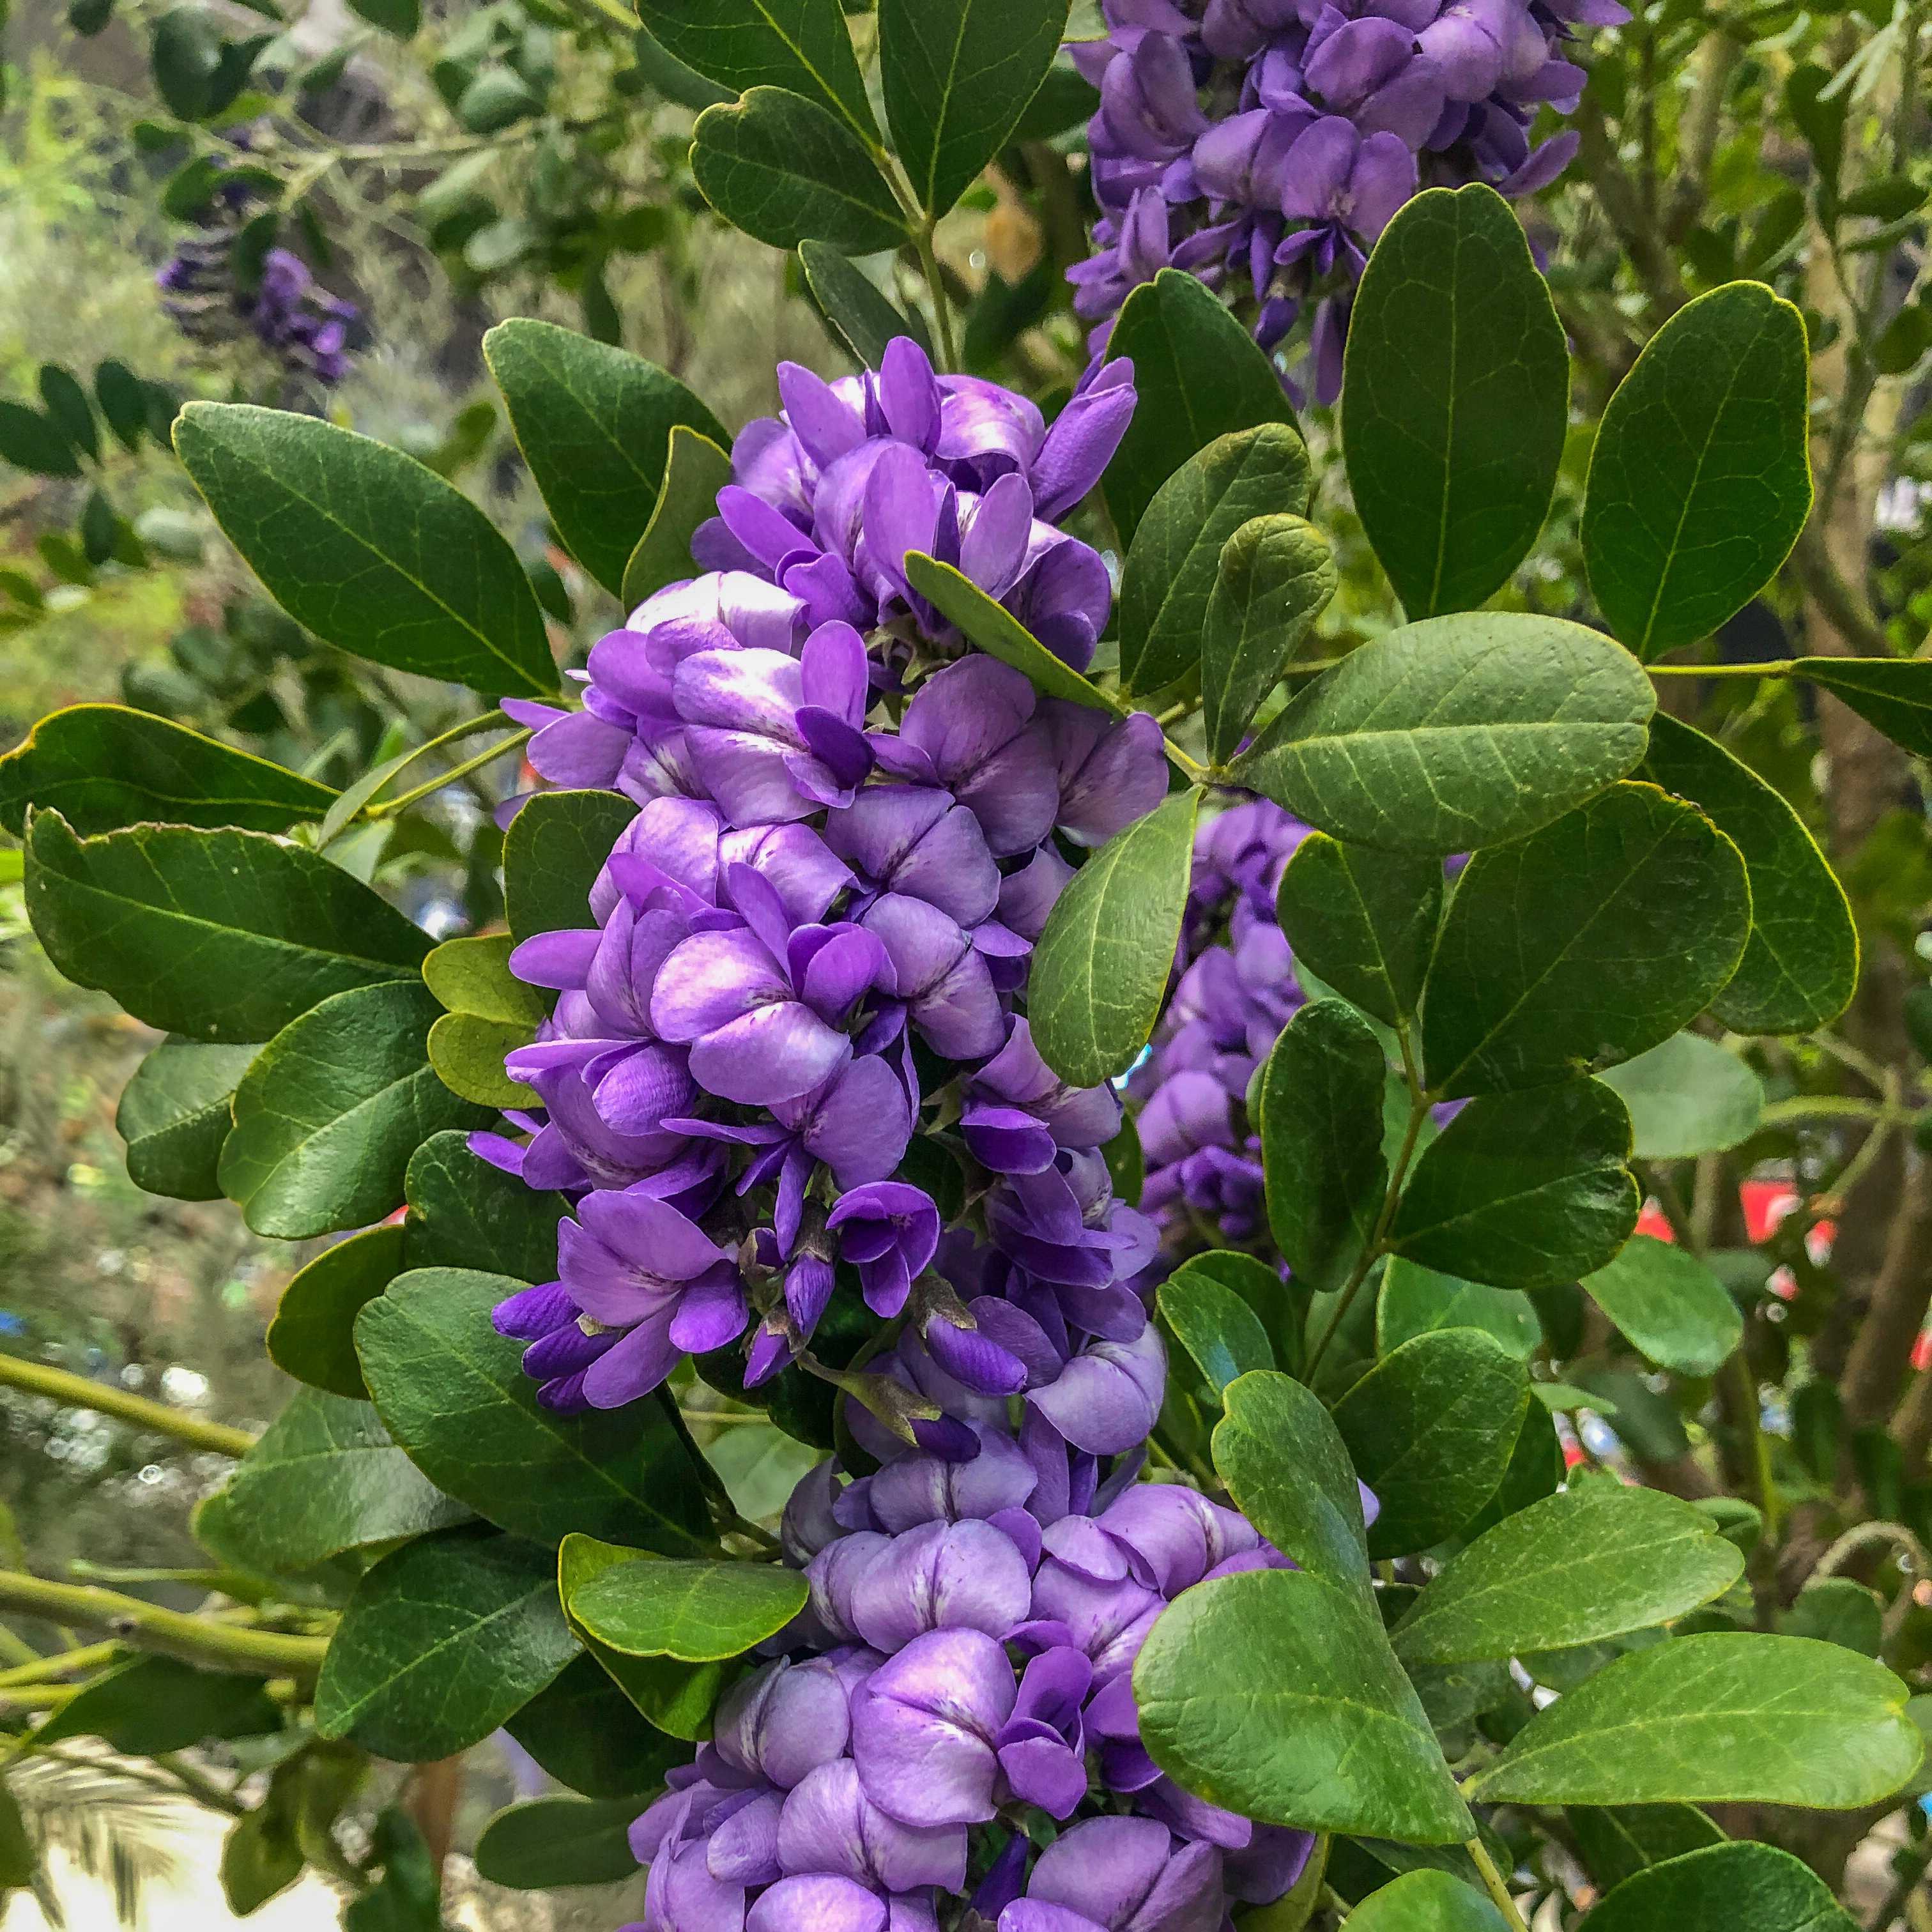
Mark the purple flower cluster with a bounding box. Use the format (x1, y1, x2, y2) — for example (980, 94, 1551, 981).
(483, 339, 1174, 1420)
(1068, 0, 1625, 397)
(157, 239, 358, 387)
(1128, 800, 1311, 1247)
(624, 1409, 1323, 1932)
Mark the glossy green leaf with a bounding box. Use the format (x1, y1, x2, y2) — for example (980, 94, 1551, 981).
(1274, 832, 1440, 1028)
(1583, 282, 1812, 658)
(427, 1012, 530, 1109)
(485, 321, 726, 600)
(356, 1268, 711, 1553)
(1331, 1330, 1528, 1558)
(1796, 656, 1932, 759)
(317, 1526, 579, 1759)
(1467, 1632, 1922, 1807)
(1213, 1370, 1370, 1593)
(621, 424, 735, 610)
(0, 704, 334, 837)
(1582, 1842, 1854, 1932)
(503, 1653, 686, 1800)
(1117, 425, 1312, 699)
(1158, 1264, 1275, 1397)
(568, 1554, 808, 1662)
(1565, 1805, 1726, 1893)
(693, 89, 907, 255)
(799, 242, 933, 367)
(33, 1655, 280, 1754)
(1782, 1578, 1884, 1657)
(1133, 1568, 1473, 1843)
(1230, 615, 1655, 855)
(422, 931, 548, 1026)
(1641, 715, 1857, 1034)
(634, 0, 878, 144)
(1595, 1032, 1764, 1160)
(474, 1798, 644, 1889)
(879, 0, 1071, 217)
(1392, 1483, 1742, 1666)
(1377, 1258, 1541, 1361)
(403, 1131, 567, 1284)
(116, 1038, 257, 1200)
(1031, 788, 1200, 1086)
(215, 1390, 470, 1574)
(220, 981, 489, 1240)
(174, 403, 556, 697)
(1344, 185, 1567, 618)
(503, 788, 637, 945)
(1105, 270, 1300, 545)
(25, 812, 431, 1044)
(1339, 1871, 1510, 1931)
(1582, 1236, 1744, 1376)
(220, 1760, 305, 1919)
(905, 554, 1124, 714)
(1460, 1399, 1563, 1541)
(268, 1223, 408, 1401)
(1259, 999, 1388, 1294)
(1202, 515, 1335, 762)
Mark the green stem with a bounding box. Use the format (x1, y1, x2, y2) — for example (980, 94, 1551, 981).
(153, 1752, 249, 1820)
(0, 1641, 118, 1688)
(0, 1354, 256, 1459)
(916, 221, 961, 372)
(0, 1572, 328, 1678)
(1647, 659, 1805, 678)
(366, 728, 532, 820)
(1466, 1839, 1531, 1932)
(1728, 1351, 1781, 1540)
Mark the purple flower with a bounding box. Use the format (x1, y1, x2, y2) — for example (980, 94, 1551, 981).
(1002, 1817, 1223, 1932)
(851, 1627, 1018, 1826)
(995, 1646, 1093, 1818)
(827, 1183, 942, 1318)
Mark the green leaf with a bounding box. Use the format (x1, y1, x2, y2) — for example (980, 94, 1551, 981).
(504, 1652, 686, 1800)
(1117, 425, 1312, 699)
(1105, 270, 1300, 545)
(1392, 1483, 1742, 1667)
(1337, 1871, 1510, 1932)
(427, 1013, 530, 1109)
(1343, 185, 1567, 619)
(220, 981, 488, 1239)
(621, 425, 735, 611)
(878, 0, 1072, 217)
(33, 1655, 280, 1754)
(1133, 1568, 1473, 1843)
(1213, 1370, 1370, 1593)
(1581, 1842, 1855, 1932)
(151, 4, 224, 118)
(484, 321, 726, 601)
(1330, 1330, 1528, 1558)
(1274, 832, 1440, 1029)
(95, 360, 148, 452)
(25, 812, 430, 1045)
(1420, 783, 1751, 1097)
(403, 1131, 567, 1284)
(1781, 1578, 1884, 1657)
(1230, 615, 1655, 855)
(1389, 1080, 1639, 1291)
(423, 931, 548, 1025)
(1460, 1399, 1563, 1541)
(347, 0, 420, 34)
(1641, 716, 1857, 1034)
(1466, 1632, 1922, 1807)
(799, 242, 933, 367)
(1376, 1258, 1542, 1361)
(0, 400, 80, 477)
(474, 1798, 645, 1889)
(567, 1554, 808, 1662)
(356, 1268, 712, 1553)
(1029, 788, 1200, 1086)
(1595, 1032, 1764, 1160)
(173, 402, 556, 698)
(268, 1223, 408, 1400)
(1202, 515, 1335, 762)
(1565, 1805, 1726, 1894)
(904, 553, 1125, 714)
(503, 788, 638, 945)
(1181, 1248, 1301, 1373)
(634, 0, 878, 144)
(317, 1526, 580, 1760)
(1581, 1235, 1744, 1376)
(693, 89, 907, 255)
(1259, 999, 1388, 1294)
(38, 365, 100, 463)
(1158, 1264, 1275, 1397)
(1582, 282, 1812, 658)
(1795, 656, 1932, 758)
(215, 1389, 470, 1574)
(116, 1039, 257, 1200)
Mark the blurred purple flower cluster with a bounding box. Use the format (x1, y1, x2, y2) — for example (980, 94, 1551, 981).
(484, 339, 1176, 1424)
(157, 236, 358, 387)
(623, 1407, 1338, 1932)
(1068, 0, 1625, 396)
(1128, 800, 1312, 1248)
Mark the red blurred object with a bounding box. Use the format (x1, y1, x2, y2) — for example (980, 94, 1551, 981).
(1634, 1179, 1834, 1305)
